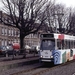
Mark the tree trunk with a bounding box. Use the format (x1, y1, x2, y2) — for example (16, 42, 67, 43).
(20, 31, 26, 58)
(20, 34, 24, 49)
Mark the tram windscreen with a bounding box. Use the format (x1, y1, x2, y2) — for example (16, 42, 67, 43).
(40, 39, 55, 50)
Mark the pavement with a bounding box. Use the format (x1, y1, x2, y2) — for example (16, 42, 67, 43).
(0, 54, 39, 73)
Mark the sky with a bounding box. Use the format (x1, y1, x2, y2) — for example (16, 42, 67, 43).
(0, 0, 75, 9)
(56, 0, 75, 7)
(0, 2, 3, 9)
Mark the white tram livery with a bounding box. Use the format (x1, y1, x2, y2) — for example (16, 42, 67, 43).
(39, 33, 75, 65)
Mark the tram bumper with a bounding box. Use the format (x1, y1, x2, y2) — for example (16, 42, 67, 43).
(40, 58, 54, 62)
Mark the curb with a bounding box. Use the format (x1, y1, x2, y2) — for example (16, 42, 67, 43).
(0, 57, 39, 72)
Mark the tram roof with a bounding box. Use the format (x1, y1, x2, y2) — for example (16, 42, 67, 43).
(41, 33, 75, 40)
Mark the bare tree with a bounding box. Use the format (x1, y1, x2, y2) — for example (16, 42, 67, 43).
(52, 4, 66, 33)
(45, 3, 73, 34)
(52, 4, 75, 35)
(44, 3, 66, 33)
(0, 0, 51, 49)
(62, 7, 75, 35)
(45, 1, 55, 33)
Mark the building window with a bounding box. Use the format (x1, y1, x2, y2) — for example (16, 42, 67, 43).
(8, 40, 11, 44)
(33, 34, 37, 38)
(5, 28, 7, 36)
(16, 30, 20, 37)
(18, 39, 20, 43)
(9, 29, 11, 36)
(5, 40, 7, 46)
(13, 39, 16, 43)
(31, 34, 33, 38)
(2, 39, 4, 46)
(11, 29, 14, 36)
(1, 27, 4, 35)
(15, 30, 16, 37)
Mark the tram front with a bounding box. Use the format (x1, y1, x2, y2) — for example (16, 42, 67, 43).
(40, 39, 55, 62)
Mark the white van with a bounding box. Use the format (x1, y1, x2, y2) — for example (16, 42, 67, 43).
(30, 45, 40, 53)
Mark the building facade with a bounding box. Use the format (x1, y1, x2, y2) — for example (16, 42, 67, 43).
(24, 33, 40, 47)
(0, 11, 49, 47)
(0, 23, 41, 47)
(0, 23, 20, 46)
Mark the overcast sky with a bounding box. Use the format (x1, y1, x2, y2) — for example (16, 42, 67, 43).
(56, 0, 75, 7)
(0, 0, 75, 9)
(0, 1, 3, 9)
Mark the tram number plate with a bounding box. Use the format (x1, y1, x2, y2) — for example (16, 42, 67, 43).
(45, 56, 48, 57)
(45, 52, 48, 54)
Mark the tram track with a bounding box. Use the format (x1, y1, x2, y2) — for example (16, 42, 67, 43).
(10, 62, 54, 75)
(10, 60, 75, 75)
(10, 63, 43, 75)
(0, 54, 75, 75)
(10, 66, 48, 75)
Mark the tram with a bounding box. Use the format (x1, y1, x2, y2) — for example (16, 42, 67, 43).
(39, 33, 75, 65)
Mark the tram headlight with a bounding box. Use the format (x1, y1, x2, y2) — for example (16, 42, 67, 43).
(40, 55, 43, 58)
(50, 56, 53, 58)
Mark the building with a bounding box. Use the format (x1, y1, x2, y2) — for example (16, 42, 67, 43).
(0, 23, 42, 47)
(0, 11, 49, 47)
(24, 33, 40, 47)
(0, 23, 20, 46)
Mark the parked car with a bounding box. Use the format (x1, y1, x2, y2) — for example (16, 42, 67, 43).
(6, 43, 20, 56)
(13, 43, 20, 55)
(0, 46, 7, 57)
(6, 45, 16, 56)
(0, 43, 20, 57)
(29, 45, 40, 53)
(25, 45, 31, 53)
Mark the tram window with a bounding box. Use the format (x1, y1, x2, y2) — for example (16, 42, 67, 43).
(64, 40, 69, 49)
(61, 40, 64, 49)
(70, 41, 71, 49)
(69, 41, 70, 49)
(69, 41, 70, 48)
(57, 40, 65, 49)
(66, 40, 68, 49)
(72, 40, 73, 48)
(40, 39, 55, 50)
(74, 41, 75, 48)
(65, 40, 68, 49)
(70, 41, 73, 48)
(68, 41, 70, 49)
(57, 39, 61, 49)
(64, 40, 66, 49)
(73, 41, 74, 48)
(72, 41, 73, 48)
(67, 40, 70, 49)
(64, 41, 65, 49)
